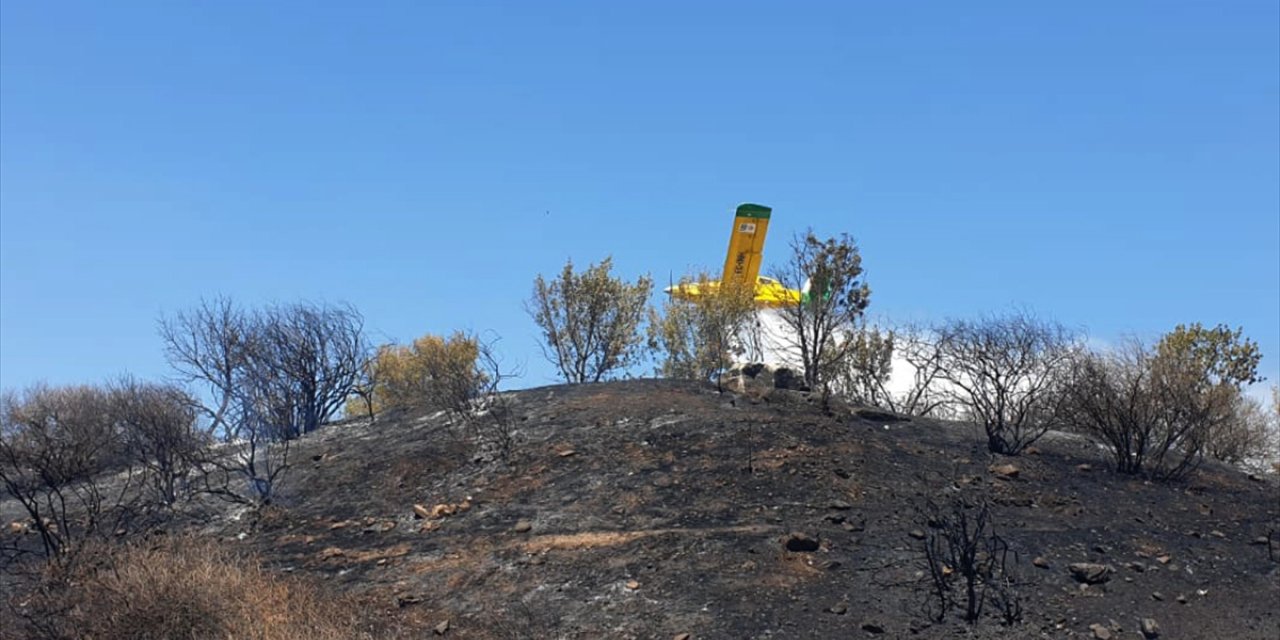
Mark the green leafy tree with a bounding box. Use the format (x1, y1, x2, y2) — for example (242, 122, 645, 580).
(349, 331, 487, 416)
(649, 273, 756, 389)
(772, 231, 872, 399)
(527, 257, 653, 383)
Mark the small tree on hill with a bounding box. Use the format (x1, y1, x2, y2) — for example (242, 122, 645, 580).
(351, 331, 488, 415)
(835, 325, 896, 408)
(527, 257, 653, 383)
(1060, 324, 1264, 480)
(109, 377, 207, 508)
(649, 273, 756, 390)
(0, 384, 135, 563)
(772, 231, 872, 403)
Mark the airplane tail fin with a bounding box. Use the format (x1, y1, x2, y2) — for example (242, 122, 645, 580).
(721, 203, 772, 289)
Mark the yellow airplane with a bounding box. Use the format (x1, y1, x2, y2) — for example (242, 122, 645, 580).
(665, 203, 803, 308)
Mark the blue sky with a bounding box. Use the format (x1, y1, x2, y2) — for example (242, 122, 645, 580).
(2, 1, 1278, 390)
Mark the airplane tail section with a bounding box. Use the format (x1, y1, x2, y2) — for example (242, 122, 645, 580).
(721, 203, 772, 289)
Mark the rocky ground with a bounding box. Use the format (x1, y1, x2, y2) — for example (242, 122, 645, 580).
(5, 379, 1280, 638)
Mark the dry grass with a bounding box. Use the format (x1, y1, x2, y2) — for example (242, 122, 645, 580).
(5, 537, 393, 640)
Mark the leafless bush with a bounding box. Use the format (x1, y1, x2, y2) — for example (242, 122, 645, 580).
(527, 257, 653, 383)
(160, 297, 370, 441)
(445, 335, 523, 463)
(919, 495, 1021, 625)
(0, 385, 137, 564)
(160, 298, 370, 503)
(109, 377, 207, 508)
(5, 537, 372, 640)
(935, 312, 1076, 454)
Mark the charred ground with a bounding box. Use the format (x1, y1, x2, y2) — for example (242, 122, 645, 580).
(5, 380, 1280, 639)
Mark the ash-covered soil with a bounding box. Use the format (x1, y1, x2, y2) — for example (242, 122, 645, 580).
(9, 380, 1280, 638)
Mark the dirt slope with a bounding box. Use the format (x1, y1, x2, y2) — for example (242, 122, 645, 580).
(205, 379, 1276, 639)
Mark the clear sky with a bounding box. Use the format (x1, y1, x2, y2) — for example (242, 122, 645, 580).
(2, 1, 1278, 391)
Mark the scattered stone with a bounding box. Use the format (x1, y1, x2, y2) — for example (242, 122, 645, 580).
(419, 521, 441, 533)
(554, 444, 577, 457)
(318, 547, 345, 560)
(434, 619, 450, 635)
(513, 520, 533, 533)
(329, 520, 352, 530)
(1033, 556, 1050, 568)
(1176, 594, 1188, 604)
(395, 593, 424, 607)
(1140, 617, 1160, 638)
(1069, 563, 1114, 584)
(1089, 623, 1113, 639)
(1025, 446, 1041, 455)
(625, 580, 640, 590)
(829, 603, 847, 615)
(908, 529, 926, 540)
(829, 500, 853, 510)
(1156, 554, 1171, 564)
(1252, 536, 1270, 545)
(1127, 561, 1146, 573)
(1210, 530, 1226, 539)
(821, 560, 842, 571)
(1151, 591, 1164, 601)
(674, 635, 691, 640)
(413, 504, 431, 520)
(8, 521, 28, 535)
(785, 532, 820, 552)
(989, 463, 1020, 479)
(1248, 472, 1263, 482)
(1077, 464, 1093, 472)
(430, 504, 456, 518)
(1092, 544, 1108, 554)
(860, 621, 885, 634)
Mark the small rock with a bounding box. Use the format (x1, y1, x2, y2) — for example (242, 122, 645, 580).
(395, 594, 424, 607)
(419, 521, 441, 533)
(1033, 556, 1050, 568)
(829, 500, 853, 510)
(434, 619, 450, 635)
(829, 603, 847, 615)
(1025, 446, 1041, 455)
(989, 463, 1020, 479)
(429, 504, 456, 518)
(319, 547, 345, 560)
(1077, 463, 1093, 472)
(1140, 617, 1160, 638)
(785, 532, 820, 552)
(674, 635, 691, 640)
(1069, 563, 1114, 584)
(1210, 530, 1226, 539)
(1127, 561, 1146, 573)
(1176, 594, 1188, 604)
(908, 529, 926, 540)
(412, 504, 431, 520)
(1089, 623, 1113, 639)
(625, 580, 640, 590)
(513, 520, 533, 533)
(1252, 536, 1270, 545)
(1156, 554, 1171, 564)
(860, 621, 885, 634)
(1151, 591, 1164, 601)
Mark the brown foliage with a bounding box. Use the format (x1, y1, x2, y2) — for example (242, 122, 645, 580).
(5, 538, 374, 640)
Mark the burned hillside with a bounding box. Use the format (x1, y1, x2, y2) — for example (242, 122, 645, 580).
(7, 380, 1272, 638)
